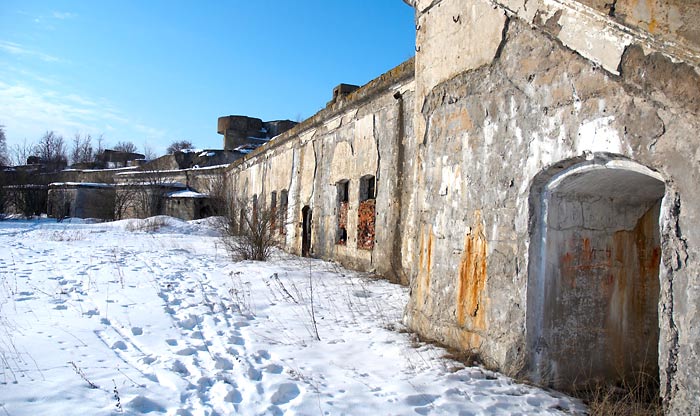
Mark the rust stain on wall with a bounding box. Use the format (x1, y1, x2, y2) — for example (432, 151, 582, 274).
(560, 237, 613, 289)
(607, 205, 661, 367)
(415, 224, 433, 309)
(457, 211, 488, 332)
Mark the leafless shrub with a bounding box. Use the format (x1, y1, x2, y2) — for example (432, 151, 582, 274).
(228, 271, 254, 315)
(112, 379, 123, 413)
(125, 216, 169, 233)
(220, 201, 278, 261)
(68, 361, 99, 389)
(48, 230, 87, 241)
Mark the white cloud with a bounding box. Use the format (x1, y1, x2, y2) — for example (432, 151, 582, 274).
(52, 11, 76, 20)
(0, 80, 164, 148)
(0, 40, 60, 63)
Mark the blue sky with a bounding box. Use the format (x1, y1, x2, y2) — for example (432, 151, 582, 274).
(0, 1, 415, 156)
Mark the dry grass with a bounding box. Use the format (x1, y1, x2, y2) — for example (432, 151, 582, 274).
(576, 371, 662, 416)
(125, 216, 169, 233)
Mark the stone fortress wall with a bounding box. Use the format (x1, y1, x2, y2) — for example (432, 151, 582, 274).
(5, 0, 699, 411)
(219, 0, 700, 412)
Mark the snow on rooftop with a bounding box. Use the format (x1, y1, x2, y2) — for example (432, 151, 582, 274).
(49, 182, 114, 188)
(167, 189, 208, 198)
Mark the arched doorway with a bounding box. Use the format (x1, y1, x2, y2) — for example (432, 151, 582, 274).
(302, 205, 312, 257)
(527, 156, 665, 390)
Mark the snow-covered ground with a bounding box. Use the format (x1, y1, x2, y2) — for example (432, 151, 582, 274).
(0, 217, 585, 415)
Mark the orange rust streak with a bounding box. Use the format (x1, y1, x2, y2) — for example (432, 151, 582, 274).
(607, 204, 661, 370)
(415, 224, 433, 310)
(457, 212, 487, 331)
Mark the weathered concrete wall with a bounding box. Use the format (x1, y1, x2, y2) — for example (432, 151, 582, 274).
(47, 184, 116, 220)
(404, 0, 699, 412)
(223, 60, 415, 282)
(163, 196, 210, 220)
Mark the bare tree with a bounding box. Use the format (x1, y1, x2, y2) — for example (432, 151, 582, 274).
(142, 142, 156, 160)
(113, 183, 139, 220)
(199, 173, 230, 217)
(10, 138, 33, 166)
(166, 140, 194, 154)
(70, 133, 94, 165)
(113, 141, 138, 154)
(0, 124, 8, 166)
(94, 135, 105, 161)
(33, 131, 67, 171)
(120, 169, 172, 218)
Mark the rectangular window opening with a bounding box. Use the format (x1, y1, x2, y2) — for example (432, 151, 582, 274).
(279, 190, 288, 235)
(336, 180, 349, 245)
(357, 175, 376, 250)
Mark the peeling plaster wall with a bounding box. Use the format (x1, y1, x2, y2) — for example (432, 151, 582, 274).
(404, 0, 700, 412)
(223, 61, 415, 280)
(209, 0, 700, 409)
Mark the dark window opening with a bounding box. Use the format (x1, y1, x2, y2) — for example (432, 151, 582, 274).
(270, 191, 277, 230)
(302, 206, 312, 257)
(252, 194, 258, 224)
(279, 189, 288, 235)
(336, 180, 349, 245)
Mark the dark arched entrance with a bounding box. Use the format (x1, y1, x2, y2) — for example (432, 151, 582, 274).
(527, 156, 665, 390)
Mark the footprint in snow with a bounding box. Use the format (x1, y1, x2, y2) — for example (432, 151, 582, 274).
(178, 316, 199, 330)
(405, 394, 439, 407)
(270, 383, 300, 405)
(111, 340, 128, 350)
(228, 336, 245, 345)
(131, 327, 143, 336)
(125, 395, 166, 413)
(247, 367, 262, 381)
(165, 339, 178, 346)
(264, 364, 284, 374)
(171, 360, 189, 375)
(225, 388, 243, 404)
(214, 356, 233, 370)
(176, 347, 196, 356)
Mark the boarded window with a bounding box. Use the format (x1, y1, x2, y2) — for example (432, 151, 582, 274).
(336, 180, 349, 245)
(357, 175, 376, 250)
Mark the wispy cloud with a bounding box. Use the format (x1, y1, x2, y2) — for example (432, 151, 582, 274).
(0, 40, 60, 63)
(51, 11, 76, 20)
(0, 80, 164, 146)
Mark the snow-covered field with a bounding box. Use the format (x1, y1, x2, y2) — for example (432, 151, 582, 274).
(0, 217, 585, 415)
